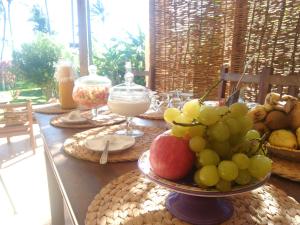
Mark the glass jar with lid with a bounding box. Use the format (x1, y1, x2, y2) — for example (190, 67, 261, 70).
(55, 60, 77, 109)
(72, 65, 111, 118)
(107, 62, 150, 137)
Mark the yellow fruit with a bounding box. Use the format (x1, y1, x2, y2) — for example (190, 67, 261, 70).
(269, 129, 298, 149)
(296, 127, 300, 147)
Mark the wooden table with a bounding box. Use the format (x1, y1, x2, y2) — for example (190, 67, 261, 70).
(35, 113, 300, 225)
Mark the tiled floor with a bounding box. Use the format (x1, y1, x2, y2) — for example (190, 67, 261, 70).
(0, 124, 51, 225)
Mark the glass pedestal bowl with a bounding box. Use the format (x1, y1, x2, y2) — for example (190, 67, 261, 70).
(107, 67, 150, 137)
(138, 151, 270, 225)
(72, 65, 111, 120)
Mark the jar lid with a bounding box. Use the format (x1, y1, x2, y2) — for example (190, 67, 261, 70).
(109, 66, 148, 102)
(75, 65, 111, 87)
(54, 60, 76, 82)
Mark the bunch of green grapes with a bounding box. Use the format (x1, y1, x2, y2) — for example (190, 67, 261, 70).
(164, 100, 272, 191)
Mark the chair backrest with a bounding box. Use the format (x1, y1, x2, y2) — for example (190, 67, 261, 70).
(259, 70, 300, 103)
(0, 101, 34, 141)
(219, 67, 300, 104)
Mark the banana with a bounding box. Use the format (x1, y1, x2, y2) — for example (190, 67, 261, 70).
(247, 105, 267, 123)
(263, 103, 273, 112)
(264, 92, 281, 105)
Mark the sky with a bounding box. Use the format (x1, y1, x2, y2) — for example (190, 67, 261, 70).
(1, 0, 149, 59)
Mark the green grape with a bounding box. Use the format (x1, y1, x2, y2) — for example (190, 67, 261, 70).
(218, 160, 239, 181)
(237, 116, 253, 136)
(198, 149, 220, 166)
(248, 140, 260, 156)
(235, 169, 252, 185)
(189, 125, 206, 138)
(182, 99, 201, 119)
(234, 139, 251, 154)
(164, 108, 181, 124)
(229, 134, 243, 146)
(199, 165, 220, 186)
(216, 179, 232, 191)
(197, 106, 220, 126)
(193, 169, 202, 185)
(215, 106, 229, 116)
(229, 102, 248, 117)
(210, 141, 231, 159)
(189, 136, 206, 153)
(171, 125, 189, 138)
(224, 117, 240, 135)
(174, 113, 193, 124)
(232, 153, 250, 169)
(207, 121, 230, 142)
(245, 129, 261, 141)
(248, 155, 272, 179)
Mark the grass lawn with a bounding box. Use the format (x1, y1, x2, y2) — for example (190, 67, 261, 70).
(0, 81, 48, 105)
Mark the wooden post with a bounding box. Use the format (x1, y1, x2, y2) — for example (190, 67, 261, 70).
(258, 67, 273, 104)
(149, 0, 156, 90)
(218, 65, 229, 99)
(77, 0, 89, 75)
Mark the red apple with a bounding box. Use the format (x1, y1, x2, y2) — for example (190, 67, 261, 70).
(149, 134, 195, 180)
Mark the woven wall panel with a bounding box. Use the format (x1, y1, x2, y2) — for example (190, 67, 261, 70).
(237, 0, 300, 75)
(151, 0, 235, 98)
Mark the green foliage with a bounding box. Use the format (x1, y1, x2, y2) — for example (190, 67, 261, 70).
(93, 28, 146, 85)
(29, 4, 49, 34)
(11, 35, 62, 99)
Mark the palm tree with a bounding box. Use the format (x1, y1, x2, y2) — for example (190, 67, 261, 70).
(0, 0, 6, 90)
(0, 0, 6, 61)
(44, 0, 51, 34)
(7, 0, 13, 49)
(91, 0, 105, 22)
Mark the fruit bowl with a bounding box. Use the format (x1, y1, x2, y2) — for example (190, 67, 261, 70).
(138, 151, 270, 225)
(266, 143, 300, 162)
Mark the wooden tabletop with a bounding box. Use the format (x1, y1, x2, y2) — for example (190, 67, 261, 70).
(35, 113, 300, 225)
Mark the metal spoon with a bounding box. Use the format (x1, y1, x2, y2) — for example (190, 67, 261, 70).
(99, 140, 110, 164)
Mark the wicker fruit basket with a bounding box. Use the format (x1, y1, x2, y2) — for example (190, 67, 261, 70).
(266, 143, 300, 162)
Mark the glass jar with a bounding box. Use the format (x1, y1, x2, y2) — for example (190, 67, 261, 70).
(108, 62, 150, 137)
(72, 65, 111, 117)
(55, 61, 77, 109)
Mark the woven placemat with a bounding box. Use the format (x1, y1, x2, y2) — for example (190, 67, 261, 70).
(50, 111, 125, 129)
(34, 103, 74, 114)
(272, 156, 300, 182)
(138, 110, 164, 120)
(64, 125, 166, 162)
(85, 170, 300, 225)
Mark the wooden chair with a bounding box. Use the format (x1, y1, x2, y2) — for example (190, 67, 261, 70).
(0, 101, 36, 153)
(219, 67, 300, 104)
(259, 70, 300, 103)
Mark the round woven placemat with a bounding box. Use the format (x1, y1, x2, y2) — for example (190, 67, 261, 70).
(272, 156, 300, 182)
(138, 110, 164, 120)
(64, 125, 166, 162)
(85, 170, 300, 225)
(50, 111, 125, 129)
(34, 103, 74, 114)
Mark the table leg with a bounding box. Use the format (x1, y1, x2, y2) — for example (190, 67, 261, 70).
(44, 150, 65, 225)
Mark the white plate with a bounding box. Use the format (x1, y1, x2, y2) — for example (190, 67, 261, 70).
(84, 134, 135, 152)
(61, 116, 87, 124)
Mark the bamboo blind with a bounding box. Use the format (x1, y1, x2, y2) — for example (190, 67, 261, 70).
(150, 0, 235, 98)
(150, 0, 300, 99)
(234, 0, 300, 75)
